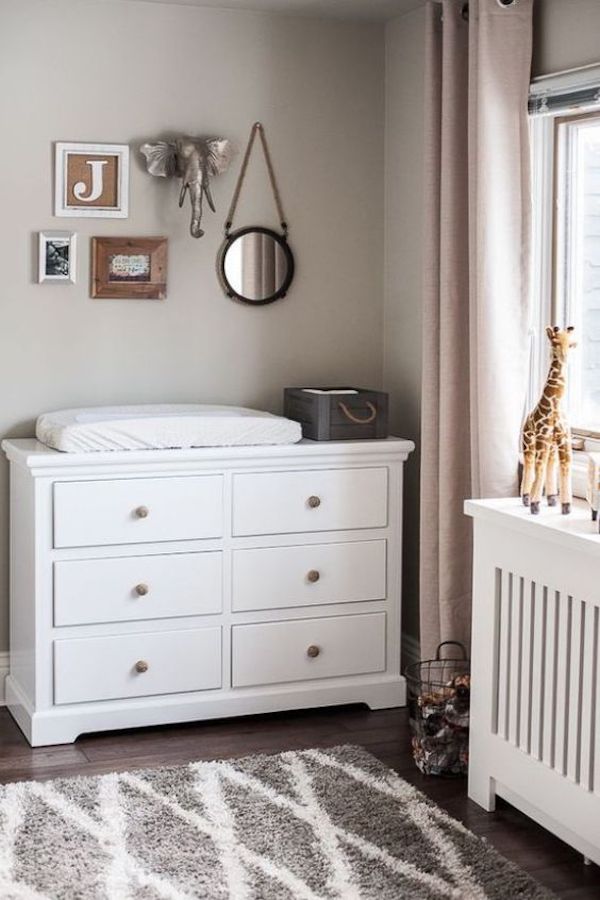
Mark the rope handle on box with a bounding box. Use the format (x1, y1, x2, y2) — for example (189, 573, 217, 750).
(225, 122, 288, 237)
(337, 400, 377, 425)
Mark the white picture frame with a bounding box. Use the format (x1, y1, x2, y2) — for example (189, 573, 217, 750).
(54, 142, 129, 218)
(38, 231, 77, 284)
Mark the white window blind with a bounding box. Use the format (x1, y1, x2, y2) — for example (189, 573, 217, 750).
(530, 65, 600, 117)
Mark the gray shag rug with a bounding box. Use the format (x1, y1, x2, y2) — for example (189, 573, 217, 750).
(0, 744, 555, 900)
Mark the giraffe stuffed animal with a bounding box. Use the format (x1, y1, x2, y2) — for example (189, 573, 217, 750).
(520, 326, 576, 515)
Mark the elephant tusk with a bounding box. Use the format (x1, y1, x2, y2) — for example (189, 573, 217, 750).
(178, 182, 188, 208)
(203, 179, 216, 213)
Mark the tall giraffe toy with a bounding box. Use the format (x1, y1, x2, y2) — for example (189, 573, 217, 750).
(520, 326, 577, 515)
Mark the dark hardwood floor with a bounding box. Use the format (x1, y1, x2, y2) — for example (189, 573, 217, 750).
(0, 704, 598, 899)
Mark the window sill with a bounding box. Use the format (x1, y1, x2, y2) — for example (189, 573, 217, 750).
(519, 450, 590, 501)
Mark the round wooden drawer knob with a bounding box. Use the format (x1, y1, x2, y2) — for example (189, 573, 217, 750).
(307, 496, 321, 509)
(307, 570, 320, 583)
(307, 644, 320, 659)
(135, 506, 149, 519)
(134, 583, 149, 596)
(134, 660, 149, 673)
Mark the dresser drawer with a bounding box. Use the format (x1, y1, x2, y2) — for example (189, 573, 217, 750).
(232, 468, 388, 536)
(54, 551, 222, 626)
(232, 612, 385, 687)
(53, 476, 223, 548)
(232, 540, 386, 612)
(54, 627, 221, 704)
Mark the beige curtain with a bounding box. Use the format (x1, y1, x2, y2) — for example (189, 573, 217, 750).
(419, 0, 533, 657)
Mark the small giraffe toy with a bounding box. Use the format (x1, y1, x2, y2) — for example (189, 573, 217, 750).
(520, 326, 576, 515)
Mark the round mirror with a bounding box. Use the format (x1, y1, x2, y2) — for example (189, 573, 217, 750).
(218, 227, 294, 305)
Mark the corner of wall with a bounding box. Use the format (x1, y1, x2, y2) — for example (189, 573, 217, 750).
(383, 6, 427, 643)
(0, 652, 8, 705)
(383, 5, 426, 426)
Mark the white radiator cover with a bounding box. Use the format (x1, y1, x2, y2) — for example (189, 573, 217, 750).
(466, 499, 600, 866)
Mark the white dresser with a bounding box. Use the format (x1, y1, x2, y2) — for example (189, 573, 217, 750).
(2, 437, 413, 746)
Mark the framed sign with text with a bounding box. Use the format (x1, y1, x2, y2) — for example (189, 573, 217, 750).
(55, 142, 129, 218)
(91, 236, 167, 299)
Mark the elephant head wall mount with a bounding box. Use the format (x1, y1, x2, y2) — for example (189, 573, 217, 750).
(140, 137, 233, 238)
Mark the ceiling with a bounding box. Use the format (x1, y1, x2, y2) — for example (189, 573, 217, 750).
(110, 0, 424, 22)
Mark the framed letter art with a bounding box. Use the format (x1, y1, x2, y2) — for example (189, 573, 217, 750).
(91, 236, 167, 299)
(54, 143, 129, 218)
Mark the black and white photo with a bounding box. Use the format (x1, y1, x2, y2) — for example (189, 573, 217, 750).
(38, 231, 76, 283)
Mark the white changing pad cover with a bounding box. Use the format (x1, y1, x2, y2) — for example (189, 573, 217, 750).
(36, 404, 303, 453)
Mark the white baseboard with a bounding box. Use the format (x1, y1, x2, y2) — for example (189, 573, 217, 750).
(0, 652, 8, 706)
(401, 632, 420, 670)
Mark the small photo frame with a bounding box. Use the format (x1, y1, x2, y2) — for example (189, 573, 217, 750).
(55, 142, 129, 218)
(38, 231, 76, 284)
(91, 236, 167, 299)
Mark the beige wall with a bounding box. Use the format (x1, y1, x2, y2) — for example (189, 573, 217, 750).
(0, 0, 385, 652)
(533, 0, 600, 77)
(4, 0, 594, 658)
(383, 6, 426, 646)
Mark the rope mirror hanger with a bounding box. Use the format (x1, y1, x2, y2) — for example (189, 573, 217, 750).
(217, 122, 295, 306)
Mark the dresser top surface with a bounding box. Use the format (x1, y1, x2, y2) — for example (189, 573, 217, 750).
(2, 436, 414, 473)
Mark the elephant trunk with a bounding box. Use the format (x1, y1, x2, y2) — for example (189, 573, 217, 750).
(178, 181, 203, 238)
(182, 166, 216, 238)
(186, 180, 205, 238)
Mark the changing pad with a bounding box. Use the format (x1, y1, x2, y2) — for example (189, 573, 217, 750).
(36, 404, 303, 453)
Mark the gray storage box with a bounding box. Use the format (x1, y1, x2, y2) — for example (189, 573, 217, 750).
(284, 387, 389, 441)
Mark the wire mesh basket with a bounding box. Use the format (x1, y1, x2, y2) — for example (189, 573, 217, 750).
(405, 641, 470, 776)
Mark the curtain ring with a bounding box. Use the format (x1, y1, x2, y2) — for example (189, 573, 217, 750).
(461, 3, 469, 22)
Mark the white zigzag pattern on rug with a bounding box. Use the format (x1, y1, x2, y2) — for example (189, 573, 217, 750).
(0, 748, 494, 900)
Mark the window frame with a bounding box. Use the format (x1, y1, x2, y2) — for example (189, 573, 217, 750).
(554, 110, 600, 432)
(530, 66, 600, 449)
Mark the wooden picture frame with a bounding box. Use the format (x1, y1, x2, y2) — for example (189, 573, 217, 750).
(91, 237, 168, 299)
(55, 142, 129, 218)
(38, 231, 76, 284)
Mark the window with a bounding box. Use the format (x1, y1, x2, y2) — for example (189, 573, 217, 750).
(530, 67, 600, 440)
(555, 113, 600, 430)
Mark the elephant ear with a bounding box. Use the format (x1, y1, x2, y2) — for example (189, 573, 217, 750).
(205, 139, 233, 176)
(140, 141, 179, 177)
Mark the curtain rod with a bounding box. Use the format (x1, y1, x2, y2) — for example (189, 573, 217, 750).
(429, 0, 469, 21)
(429, 0, 515, 24)
(429, 0, 517, 6)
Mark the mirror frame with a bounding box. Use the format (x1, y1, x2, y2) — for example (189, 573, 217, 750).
(217, 226, 295, 306)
